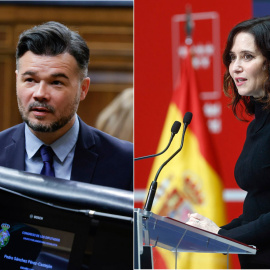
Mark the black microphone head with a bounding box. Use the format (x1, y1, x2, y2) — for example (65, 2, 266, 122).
(171, 121, 181, 134)
(183, 112, 193, 125)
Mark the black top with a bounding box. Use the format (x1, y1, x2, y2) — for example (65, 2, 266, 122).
(219, 99, 270, 268)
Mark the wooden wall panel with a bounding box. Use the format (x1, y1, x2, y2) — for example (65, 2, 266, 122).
(0, 4, 133, 134)
(0, 56, 16, 131)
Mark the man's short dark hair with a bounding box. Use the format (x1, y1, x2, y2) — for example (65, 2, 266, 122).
(16, 21, 90, 78)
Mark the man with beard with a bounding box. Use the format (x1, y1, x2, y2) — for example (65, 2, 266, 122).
(0, 21, 133, 191)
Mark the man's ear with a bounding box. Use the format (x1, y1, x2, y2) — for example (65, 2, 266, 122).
(80, 77, 90, 101)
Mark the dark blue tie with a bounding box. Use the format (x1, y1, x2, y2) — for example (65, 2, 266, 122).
(40, 145, 55, 177)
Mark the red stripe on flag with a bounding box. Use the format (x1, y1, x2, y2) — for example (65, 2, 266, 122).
(172, 48, 220, 173)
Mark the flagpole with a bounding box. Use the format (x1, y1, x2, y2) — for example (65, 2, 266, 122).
(185, 4, 194, 46)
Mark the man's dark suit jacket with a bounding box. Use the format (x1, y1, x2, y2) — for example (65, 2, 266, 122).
(0, 118, 133, 191)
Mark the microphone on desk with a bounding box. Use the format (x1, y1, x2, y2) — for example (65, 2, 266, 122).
(143, 112, 193, 212)
(135, 121, 181, 161)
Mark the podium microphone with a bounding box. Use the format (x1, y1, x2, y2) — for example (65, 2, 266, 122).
(143, 112, 193, 212)
(135, 121, 181, 161)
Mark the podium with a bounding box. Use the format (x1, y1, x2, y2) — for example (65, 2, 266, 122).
(134, 208, 256, 269)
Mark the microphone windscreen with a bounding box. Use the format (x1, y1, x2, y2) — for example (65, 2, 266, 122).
(171, 121, 181, 134)
(183, 112, 193, 125)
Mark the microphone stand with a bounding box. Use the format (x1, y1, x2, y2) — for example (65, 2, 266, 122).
(135, 133, 174, 161)
(135, 121, 181, 161)
(143, 122, 190, 213)
(0, 186, 133, 223)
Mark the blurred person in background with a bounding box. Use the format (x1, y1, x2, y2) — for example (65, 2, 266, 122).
(96, 88, 133, 142)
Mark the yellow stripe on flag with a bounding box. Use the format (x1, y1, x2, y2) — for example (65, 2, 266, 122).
(147, 102, 227, 269)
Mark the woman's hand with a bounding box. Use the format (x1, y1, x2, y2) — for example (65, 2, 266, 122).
(186, 213, 220, 234)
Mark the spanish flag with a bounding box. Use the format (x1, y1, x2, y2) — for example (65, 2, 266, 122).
(147, 47, 227, 269)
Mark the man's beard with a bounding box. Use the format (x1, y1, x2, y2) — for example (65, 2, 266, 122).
(23, 114, 74, 132)
(18, 97, 80, 133)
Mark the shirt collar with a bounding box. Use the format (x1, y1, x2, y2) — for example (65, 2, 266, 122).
(25, 115, 80, 162)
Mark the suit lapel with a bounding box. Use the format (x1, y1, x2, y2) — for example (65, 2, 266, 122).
(70, 119, 98, 183)
(3, 120, 99, 182)
(5, 124, 25, 171)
